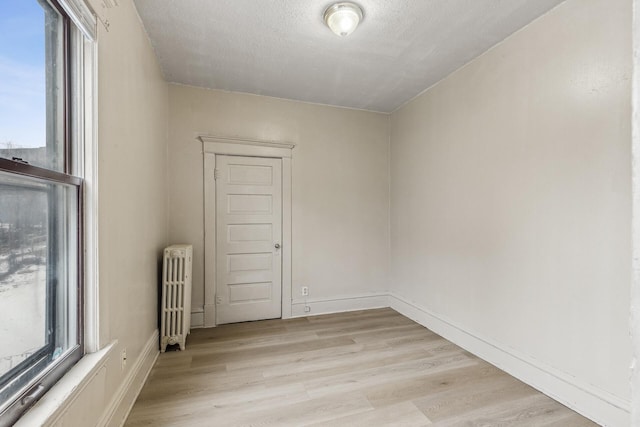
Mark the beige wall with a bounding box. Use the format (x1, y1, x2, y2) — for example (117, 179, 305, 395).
(632, 3, 640, 424)
(390, 0, 630, 406)
(167, 86, 389, 320)
(95, 0, 168, 423)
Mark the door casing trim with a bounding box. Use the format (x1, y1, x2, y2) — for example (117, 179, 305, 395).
(201, 135, 294, 327)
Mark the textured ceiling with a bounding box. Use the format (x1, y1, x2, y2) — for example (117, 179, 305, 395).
(133, 0, 565, 113)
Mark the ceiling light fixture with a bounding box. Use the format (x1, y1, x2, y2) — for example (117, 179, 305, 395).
(323, 2, 364, 37)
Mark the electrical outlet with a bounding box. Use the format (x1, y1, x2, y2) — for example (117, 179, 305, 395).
(304, 305, 311, 313)
(121, 349, 127, 369)
(301, 286, 309, 296)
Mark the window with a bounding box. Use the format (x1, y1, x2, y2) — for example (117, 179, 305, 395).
(0, 0, 94, 423)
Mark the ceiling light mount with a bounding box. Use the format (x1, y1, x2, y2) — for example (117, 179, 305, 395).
(323, 2, 364, 37)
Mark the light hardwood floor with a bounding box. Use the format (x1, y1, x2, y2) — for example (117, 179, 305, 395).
(125, 308, 598, 426)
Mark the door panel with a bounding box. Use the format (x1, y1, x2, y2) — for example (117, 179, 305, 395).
(226, 194, 273, 214)
(228, 283, 273, 303)
(227, 164, 273, 185)
(216, 155, 282, 324)
(227, 224, 272, 243)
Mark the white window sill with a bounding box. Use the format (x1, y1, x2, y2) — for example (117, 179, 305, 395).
(15, 340, 117, 427)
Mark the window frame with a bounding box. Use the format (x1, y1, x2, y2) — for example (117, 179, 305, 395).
(0, 0, 94, 423)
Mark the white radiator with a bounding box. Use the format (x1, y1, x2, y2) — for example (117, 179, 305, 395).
(160, 244, 193, 352)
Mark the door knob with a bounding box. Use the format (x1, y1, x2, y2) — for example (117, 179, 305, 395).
(274, 243, 281, 249)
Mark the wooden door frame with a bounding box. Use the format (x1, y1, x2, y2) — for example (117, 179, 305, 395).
(201, 135, 294, 327)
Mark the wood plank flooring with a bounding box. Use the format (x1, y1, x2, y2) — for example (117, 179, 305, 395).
(125, 308, 598, 426)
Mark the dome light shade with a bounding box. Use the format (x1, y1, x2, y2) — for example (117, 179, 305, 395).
(323, 2, 364, 37)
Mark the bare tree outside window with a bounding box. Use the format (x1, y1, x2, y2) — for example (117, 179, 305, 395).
(0, 186, 48, 376)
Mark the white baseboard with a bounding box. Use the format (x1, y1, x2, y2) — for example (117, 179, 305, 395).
(389, 292, 630, 427)
(98, 330, 159, 427)
(291, 292, 389, 317)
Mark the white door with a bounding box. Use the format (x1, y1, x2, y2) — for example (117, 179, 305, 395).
(215, 155, 282, 324)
